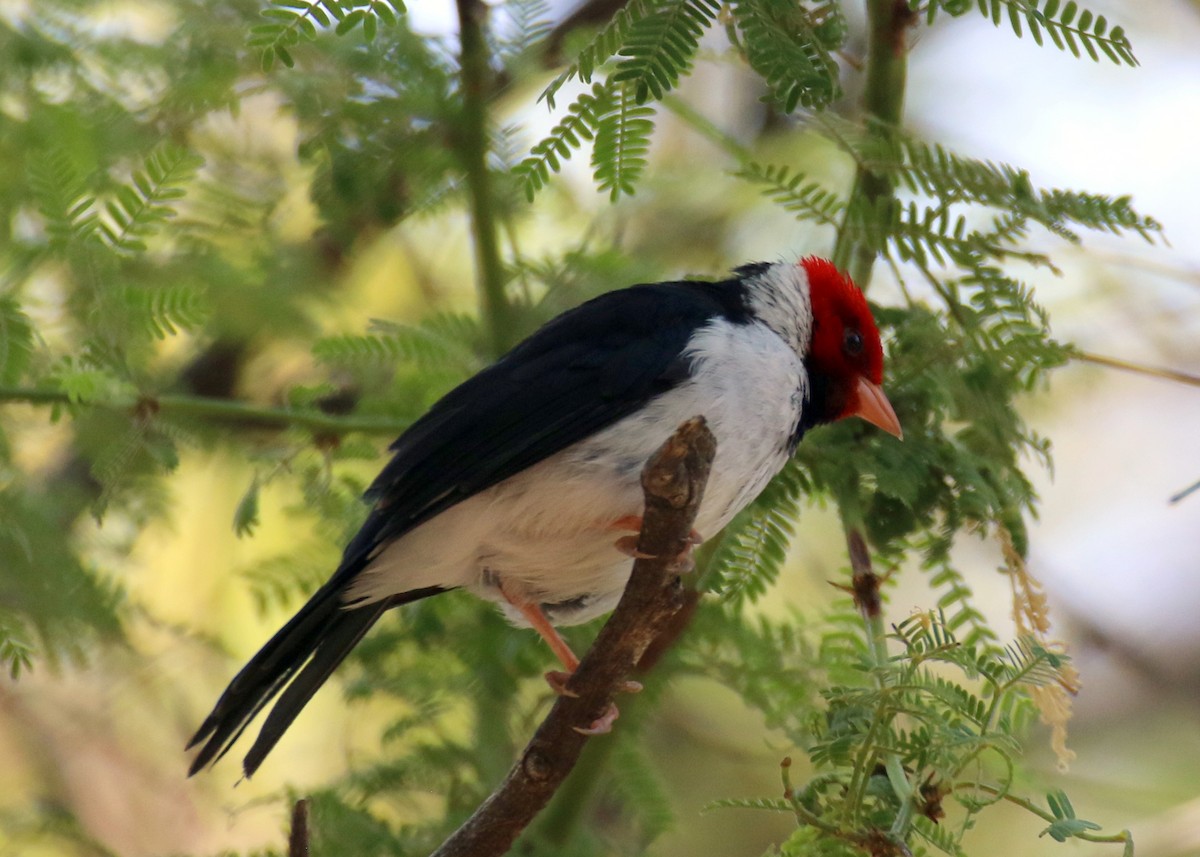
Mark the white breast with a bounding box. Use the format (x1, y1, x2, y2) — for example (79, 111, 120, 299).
(347, 317, 807, 626)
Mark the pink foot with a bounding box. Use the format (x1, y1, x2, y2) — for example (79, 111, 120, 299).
(614, 534, 656, 559)
(546, 670, 643, 735)
(545, 670, 580, 698)
(574, 702, 620, 735)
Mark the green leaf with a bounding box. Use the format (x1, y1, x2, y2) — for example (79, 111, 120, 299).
(955, 0, 1138, 65)
(539, 0, 655, 108)
(120, 283, 209, 339)
(737, 162, 847, 226)
(101, 144, 204, 255)
(336, 9, 365, 34)
(611, 0, 721, 103)
(1041, 790, 1102, 841)
(234, 478, 261, 537)
(732, 0, 842, 111)
(28, 149, 99, 247)
(592, 83, 655, 199)
(516, 81, 612, 200)
(0, 297, 36, 386)
(0, 613, 34, 679)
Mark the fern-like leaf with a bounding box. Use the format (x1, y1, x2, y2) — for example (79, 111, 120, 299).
(997, 635, 1065, 689)
(496, 0, 552, 59)
(842, 130, 1161, 250)
(928, 0, 1136, 65)
(707, 456, 808, 604)
(609, 739, 676, 841)
(912, 815, 969, 856)
(0, 297, 36, 386)
(732, 0, 842, 111)
(611, 0, 721, 103)
(233, 477, 261, 537)
(592, 83, 655, 199)
(540, 0, 655, 108)
(1038, 188, 1161, 241)
(242, 548, 339, 614)
(313, 314, 480, 373)
(251, 0, 405, 69)
(120, 283, 209, 339)
(924, 559, 1002, 653)
(28, 149, 99, 247)
(737, 162, 846, 226)
(704, 796, 793, 813)
(515, 81, 613, 200)
(50, 358, 137, 407)
(0, 612, 34, 679)
(100, 144, 205, 254)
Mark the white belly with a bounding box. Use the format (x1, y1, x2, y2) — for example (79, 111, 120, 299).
(345, 318, 807, 626)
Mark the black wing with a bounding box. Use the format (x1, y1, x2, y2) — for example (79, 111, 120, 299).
(341, 276, 750, 566)
(187, 276, 747, 776)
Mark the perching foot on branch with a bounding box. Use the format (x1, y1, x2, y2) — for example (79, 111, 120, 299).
(429, 416, 716, 857)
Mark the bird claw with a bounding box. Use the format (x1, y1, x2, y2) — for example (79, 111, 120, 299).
(545, 670, 580, 697)
(573, 702, 620, 736)
(546, 671, 642, 698)
(614, 534, 657, 559)
(673, 550, 696, 575)
(547, 669, 642, 735)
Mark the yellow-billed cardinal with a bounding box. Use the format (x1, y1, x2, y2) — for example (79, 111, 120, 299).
(188, 257, 901, 776)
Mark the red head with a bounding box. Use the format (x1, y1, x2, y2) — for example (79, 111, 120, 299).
(801, 257, 902, 438)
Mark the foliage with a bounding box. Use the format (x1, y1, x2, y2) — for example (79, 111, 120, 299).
(0, 0, 1155, 856)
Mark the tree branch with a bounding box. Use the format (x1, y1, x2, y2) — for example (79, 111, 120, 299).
(0, 387, 406, 436)
(430, 416, 717, 857)
(456, 0, 514, 357)
(288, 798, 310, 857)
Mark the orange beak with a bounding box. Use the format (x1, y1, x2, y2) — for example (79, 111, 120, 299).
(851, 377, 903, 439)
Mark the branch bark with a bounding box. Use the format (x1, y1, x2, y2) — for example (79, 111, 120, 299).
(430, 416, 717, 857)
(288, 798, 310, 857)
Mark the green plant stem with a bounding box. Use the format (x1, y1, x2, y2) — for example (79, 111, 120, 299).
(456, 0, 513, 357)
(828, 0, 914, 829)
(832, 0, 912, 288)
(958, 784, 1134, 855)
(0, 386, 406, 435)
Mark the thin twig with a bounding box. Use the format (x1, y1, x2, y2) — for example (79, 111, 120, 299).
(288, 798, 310, 857)
(430, 416, 717, 857)
(1074, 350, 1200, 388)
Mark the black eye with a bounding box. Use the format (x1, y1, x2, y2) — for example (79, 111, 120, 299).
(843, 328, 864, 357)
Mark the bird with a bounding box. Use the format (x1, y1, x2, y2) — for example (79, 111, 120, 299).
(187, 256, 901, 777)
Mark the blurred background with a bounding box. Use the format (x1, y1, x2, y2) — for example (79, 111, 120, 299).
(0, 1, 1198, 855)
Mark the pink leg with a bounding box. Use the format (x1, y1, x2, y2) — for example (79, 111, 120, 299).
(498, 580, 640, 734)
(499, 580, 580, 674)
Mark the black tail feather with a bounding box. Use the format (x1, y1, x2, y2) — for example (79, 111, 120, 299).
(187, 583, 447, 777)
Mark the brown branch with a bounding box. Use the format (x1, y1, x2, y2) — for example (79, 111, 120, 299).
(430, 416, 717, 857)
(288, 798, 310, 857)
(845, 528, 883, 620)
